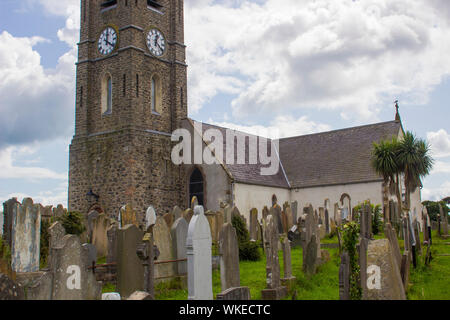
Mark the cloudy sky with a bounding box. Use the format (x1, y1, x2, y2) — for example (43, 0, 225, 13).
(0, 0, 449, 208)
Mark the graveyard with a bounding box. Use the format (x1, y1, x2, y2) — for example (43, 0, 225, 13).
(1, 196, 449, 300)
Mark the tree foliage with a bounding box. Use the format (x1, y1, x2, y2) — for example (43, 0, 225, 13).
(57, 211, 86, 236)
(422, 200, 450, 222)
(231, 215, 261, 261)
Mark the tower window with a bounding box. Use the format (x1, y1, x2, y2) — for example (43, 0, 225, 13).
(150, 74, 161, 114)
(189, 168, 204, 207)
(101, 74, 113, 115)
(101, 0, 117, 9)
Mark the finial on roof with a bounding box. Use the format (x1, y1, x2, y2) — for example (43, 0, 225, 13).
(394, 100, 401, 122)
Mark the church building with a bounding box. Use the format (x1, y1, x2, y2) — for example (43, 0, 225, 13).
(68, 0, 422, 224)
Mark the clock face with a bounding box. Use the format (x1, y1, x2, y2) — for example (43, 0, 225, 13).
(98, 27, 118, 55)
(147, 29, 166, 57)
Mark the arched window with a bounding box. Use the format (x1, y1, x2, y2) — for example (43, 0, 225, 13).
(101, 74, 113, 114)
(189, 168, 204, 206)
(150, 74, 161, 114)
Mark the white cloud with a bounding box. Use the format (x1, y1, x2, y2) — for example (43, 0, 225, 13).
(0, 146, 66, 180)
(1, 187, 68, 208)
(422, 181, 450, 201)
(431, 161, 450, 174)
(207, 115, 331, 139)
(427, 129, 450, 158)
(185, 0, 450, 120)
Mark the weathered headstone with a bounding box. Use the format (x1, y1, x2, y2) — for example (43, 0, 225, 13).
(216, 287, 251, 300)
(163, 212, 175, 230)
(261, 215, 287, 300)
(281, 237, 296, 290)
(145, 206, 157, 230)
(173, 206, 183, 220)
(291, 201, 298, 226)
(439, 204, 449, 236)
(153, 216, 176, 282)
(400, 251, 410, 292)
(91, 213, 110, 258)
(183, 208, 194, 224)
(339, 252, 350, 300)
(262, 206, 269, 220)
(102, 292, 121, 300)
(270, 205, 284, 235)
(83, 243, 97, 267)
(11, 198, 41, 273)
(3, 198, 20, 246)
(116, 224, 144, 298)
(52, 204, 66, 219)
(249, 208, 258, 241)
(384, 223, 402, 271)
(119, 204, 138, 228)
(106, 222, 118, 264)
(171, 217, 188, 275)
(218, 223, 240, 291)
(205, 210, 218, 243)
(87, 210, 100, 242)
(187, 206, 213, 300)
(300, 205, 321, 274)
(324, 209, 330, 235)
(136, 230, 158, 297)
(365, 239, 406, 300)
(50, 234, 102, 300)
(127, 291, 154, 300)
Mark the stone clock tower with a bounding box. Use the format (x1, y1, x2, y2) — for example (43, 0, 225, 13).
(68, 0, 188, 220)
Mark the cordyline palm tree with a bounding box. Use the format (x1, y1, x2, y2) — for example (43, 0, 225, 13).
(371, 137, 402, 222)
(396, 131, 434, 212)
(372, 131, 434, 219)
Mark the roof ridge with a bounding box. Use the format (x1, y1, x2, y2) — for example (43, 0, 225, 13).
(280, 120, 399, 141)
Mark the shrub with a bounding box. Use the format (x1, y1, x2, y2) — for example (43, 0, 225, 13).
(340, 221, 361, 300)
(231, 215, 261, 261)
(57, 211, 86, 236)
(40, 218, 52, 269)
(372, 205, 382, 235)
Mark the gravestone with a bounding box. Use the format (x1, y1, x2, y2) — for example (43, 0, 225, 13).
(249, 208, 258, 241)
(365, 239, 406, 300)
(261, 215, 287, 300)
(3, 198, 20, 246)
(324, 209, 330, 234)
(91, 213, 110, 258)
(291, 201, 298, 226)
(153, 216, 176, 282)
(136, 230, 158, 297)
(359, 238, 369, 297)
(334, 203, 342, 226)
(163, 212, 175, 230)
(183, 208, 194, 224)
(339, 252, 350, 300)
(171, 217, 188, 275)
(422, 207, 430, 243)
(145, 206, 157, 230)
(205, 210, 218, 243)
(119, 204, 138, 228)
(218, 223, 240, 291)
(270, 205, 284, 235)
(262, 206, 269, 220)
(49, 221, 66, 254)
(40, 205, 53, 221)
(83, 243, 97, 267)
(116, 224, 144, 298)
(106, 222, 118, 264)
(439, 204, 449, 236)
(285, 207, 294, 231)
(87, 210, 100, 242)
(216, 287, 251, 300)
(11, 198, 41, 273)
(52, 204, 66, 219)
(50, 234, 102, 300)
(360, 203, 372, 240)
(300, 205, 321, 274)
(400, 251, 410, 292)
(384, 223, 402, 271)
(223, 205, 232, 224)
(173, 206, 183, 220)
(102, 292, 121, 300)
(127, 291, 154, 300)
(413, 219, 421, 256)
(187, 206, 213, 300)
(281, 237, 296, 290)
(281, 210, 288, 234)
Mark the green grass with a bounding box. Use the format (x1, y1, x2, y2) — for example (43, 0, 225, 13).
(151, 230, 450, 300)
(407, 230, 450, 300)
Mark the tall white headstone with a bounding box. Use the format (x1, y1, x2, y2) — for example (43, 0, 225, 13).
(187, 205, 213, 300)
(145, 206, 157, 230)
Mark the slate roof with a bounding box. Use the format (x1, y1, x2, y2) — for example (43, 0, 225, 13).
(279, 120, 402, 189)
(187, 119, 401, 190)
(189, 120, 290, 188)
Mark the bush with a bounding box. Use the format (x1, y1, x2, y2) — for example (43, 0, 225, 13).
(232, 215, 261, 261)
(57, 211, 86, 236)
(422, 200, 449, 222)
(372, 205, 382, 235)
(340, 221, 361, 300)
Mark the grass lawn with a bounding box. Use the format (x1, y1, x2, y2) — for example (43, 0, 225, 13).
(103, 230, 450, 300)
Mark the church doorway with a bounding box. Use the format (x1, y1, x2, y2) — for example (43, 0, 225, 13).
(189, 167, 204, 207)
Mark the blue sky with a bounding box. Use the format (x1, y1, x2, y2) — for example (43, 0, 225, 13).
(0, 0, 449, 209)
